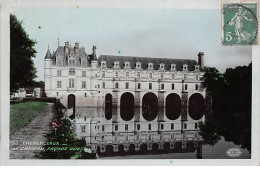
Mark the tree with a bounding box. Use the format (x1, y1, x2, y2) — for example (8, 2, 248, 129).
(199, 63, 252, 151)
(10, 14, 37, 92)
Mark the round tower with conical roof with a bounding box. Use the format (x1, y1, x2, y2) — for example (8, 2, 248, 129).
(44, 47, 53, 97)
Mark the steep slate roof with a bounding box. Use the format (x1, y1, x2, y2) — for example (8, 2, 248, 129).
(44, 49, 52, 59)
(53, 46, 88, 66)
(98, 55, 198, 71)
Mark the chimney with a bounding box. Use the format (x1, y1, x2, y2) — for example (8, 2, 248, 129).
(92, 46, 96, 55)
(65, 41, 70, 48)
(92, 46, 97, 60)
(198, 52, 204, 67)
(75, 42, 79, 49)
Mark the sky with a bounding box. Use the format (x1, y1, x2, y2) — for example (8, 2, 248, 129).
(12, 7, 252, 81)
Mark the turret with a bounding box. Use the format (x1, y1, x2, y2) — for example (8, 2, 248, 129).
(44, 47, 53, 97)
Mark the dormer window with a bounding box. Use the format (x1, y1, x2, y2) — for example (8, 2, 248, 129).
(114, 61, 120, 68)
(124, 62, 130, 69)
(101, 61, 106, 68)
(159, 63, 165, 70)
(136, 62, 142, 69)
(183, 64, 188, 71)
(171, 64, 176, 70)
(148, 63, 153, 69)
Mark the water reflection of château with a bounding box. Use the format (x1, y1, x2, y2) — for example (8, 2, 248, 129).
(73, 107, 204, 158)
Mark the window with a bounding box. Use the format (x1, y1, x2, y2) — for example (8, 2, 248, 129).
(172, 73, 175, 79)
(115, 125, 118, 131)
(195, 84, 199, 90)
(57, 70, 61, 76)
(185, 84, 188, 90)
(126, 72, 129, 78)
(82, 71, 86, 77)
(102, 82, 105, 89)
(161, 84, 164, 90)
(184, 123, 187, 129)
(57, 81, 61, 88)
(81, 126, 86, 132)
(84, 117, 86, 121)
(102, 125, 104, 132)
(82, 60, 86, 67)
(195, 123, 198, 129)
(160, 73, 164, 79)
(137, 124, 140, 130)
(102, 71, 105, 78)
(69, 79, 74, 88)
(98, 84, 100, 88)
(196, 75, 199, 80)
(148, 124, 151, 130)
(137, 72, 140, 78)
(115, 72, 118, 77)
(138, 83, 141, 89)
(69, 60, 75, 66)
(82, 81, 86, 88)
(161, 124, 164, 130)
(149, 83, 152, 89)
(171, 123, 174, 130)
(126, 82, 129, 89)
(84, 93, 87, 97)
(125, 124, 128, 131)
(184, 74, 187, 79)
(115, 82, 119, 89)
(56, 92, 59, 96)
(69, 68, 75, 75)
(172, 84, 175, 90)
(149, 73, 152, 79)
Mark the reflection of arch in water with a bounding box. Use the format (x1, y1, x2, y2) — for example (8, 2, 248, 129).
(68, 94, 75, 119)
(120, 92, 135, 121)
(105, 93, 112, 120)
(165, 93, 181, 120)
(189, 93, 206, 120)
(68, 94, 76, 110)
(142, 92, 158, 121)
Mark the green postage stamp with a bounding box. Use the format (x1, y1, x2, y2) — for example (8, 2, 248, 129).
(222, 0, 259, 45)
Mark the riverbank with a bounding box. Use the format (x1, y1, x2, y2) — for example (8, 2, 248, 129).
(9, 103, 54, 159)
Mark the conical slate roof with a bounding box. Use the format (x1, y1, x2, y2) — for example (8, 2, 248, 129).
(45, 49, 52, 59)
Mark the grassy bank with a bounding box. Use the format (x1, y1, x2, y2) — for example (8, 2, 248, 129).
(10, 102, 47, 133)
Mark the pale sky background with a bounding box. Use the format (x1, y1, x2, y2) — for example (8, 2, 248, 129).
(12, 7, 252, 81)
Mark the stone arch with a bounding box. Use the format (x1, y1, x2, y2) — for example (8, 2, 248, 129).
(188, 93, 206, 120)
(120, 92, 135, 121)
(142, 92, 158, 121)
(105, 93, 112, 120)
(165, 93, 181, 120)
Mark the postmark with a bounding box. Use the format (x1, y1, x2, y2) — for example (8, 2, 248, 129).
(222, 0, 259, 45)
